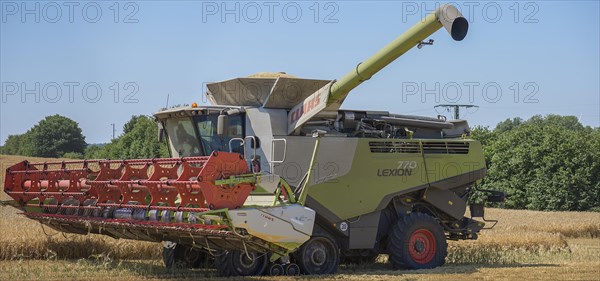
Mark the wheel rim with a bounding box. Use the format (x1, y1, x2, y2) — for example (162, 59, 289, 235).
(231, 252, 266, 276)
(238, 253, 255, 268)
(300, 237, 338, 274)
(269, 264, 283, 276)
(310, 248, 327, 266)
(408, 229, 436, 264)
(286, 263, 300, 275)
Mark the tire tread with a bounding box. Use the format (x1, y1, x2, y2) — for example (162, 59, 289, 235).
(386, 212, 447, 269)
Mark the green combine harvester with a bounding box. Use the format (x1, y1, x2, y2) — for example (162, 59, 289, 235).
(3, 4, 503, 276)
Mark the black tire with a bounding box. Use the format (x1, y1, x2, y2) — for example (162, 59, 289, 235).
(295, 235, 340, 275)
(163, 244, 210, 269)
(285, 263, 301, 276)
(163, 245, 175, 269)
(268, 263, 284, 276)
(174, 244, 210, 268)
(215, 251, 230, 276)
(377, 206, 399, 249)
(386, 212, 447, 270)
(215, 250, 267, 277)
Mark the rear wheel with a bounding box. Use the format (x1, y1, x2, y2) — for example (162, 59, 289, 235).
(295, 235, 340, 275)
(386, 212, 447, 269)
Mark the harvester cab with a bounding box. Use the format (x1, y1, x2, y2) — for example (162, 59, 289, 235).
(3, 4, 503, 276)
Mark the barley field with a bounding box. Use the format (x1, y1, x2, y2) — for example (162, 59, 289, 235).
(1, 155, 599, 280)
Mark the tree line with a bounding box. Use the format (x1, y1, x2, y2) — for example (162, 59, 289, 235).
(1, 114, 598, 211)
(1, 114, 168, 160)
(471, 115, 600, 212)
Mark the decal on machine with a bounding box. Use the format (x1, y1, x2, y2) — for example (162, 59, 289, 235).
(287, 82, 333, 134)
(377, 161, 417, 177)
(261, 213, 275, 222)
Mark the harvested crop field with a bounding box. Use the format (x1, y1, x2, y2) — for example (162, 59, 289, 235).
(1, 155, 599, 280)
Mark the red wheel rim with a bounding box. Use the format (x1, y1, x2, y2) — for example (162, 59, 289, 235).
(408, 229, 436, 264)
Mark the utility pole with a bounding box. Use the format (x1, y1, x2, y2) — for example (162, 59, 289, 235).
(434, 104, 479, 120)
(110, 123, 115, 140)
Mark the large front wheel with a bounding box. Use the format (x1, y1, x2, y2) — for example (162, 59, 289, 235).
(215, 250, 267, 276)
(386, 212, 447, 269)
(295, 235, 340, 275)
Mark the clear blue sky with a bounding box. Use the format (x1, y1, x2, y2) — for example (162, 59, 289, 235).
(1, 1, 599, 145)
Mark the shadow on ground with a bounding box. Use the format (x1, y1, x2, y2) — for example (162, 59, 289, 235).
(339, 262, 559, 277)
(63, 258, 560, 280)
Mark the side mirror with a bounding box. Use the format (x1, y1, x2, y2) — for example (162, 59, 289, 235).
(157, 122, 165, 143)
(217, 114, 229, 138)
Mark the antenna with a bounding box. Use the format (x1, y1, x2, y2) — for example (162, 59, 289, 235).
(110, 123, 116, 140)
(165, 94, 170, 109)
(434, 104, 479, 120)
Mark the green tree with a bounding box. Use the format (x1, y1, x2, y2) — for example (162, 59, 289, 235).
(494, 117, 524, 133)
(63, 152, 84, 159)
(1, 115, 86, 157)
(470, 125, 496, 169)
(479, 115, 600, 211)
(1, 134, 25, 155)
(86, 115, 169, 159)
(84, 145, 104, 159)
(25, 115, 87, 158)
(123, 115, 144, 134)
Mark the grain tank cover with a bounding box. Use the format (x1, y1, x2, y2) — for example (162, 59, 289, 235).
(206, 76, 331, 108)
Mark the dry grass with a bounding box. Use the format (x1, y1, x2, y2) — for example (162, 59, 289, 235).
(0, 246, 598, 281)
(483, 208, 600, 238)
(1, 154, 600, 280)
(0, 155, 162, 260)
(0, 203, 160, 260)
(442, 208, 600, 264)
(447, 233, 570, 265)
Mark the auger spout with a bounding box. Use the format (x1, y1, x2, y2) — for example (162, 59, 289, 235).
(327, 4, 468, 108)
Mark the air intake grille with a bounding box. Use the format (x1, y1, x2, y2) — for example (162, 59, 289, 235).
(422, 142, 470, 154)
(369, 141, 421, 153)
(369, 141, 470, 154)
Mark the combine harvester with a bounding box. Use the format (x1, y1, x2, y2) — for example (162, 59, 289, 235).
(3, 4, 503, 276)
